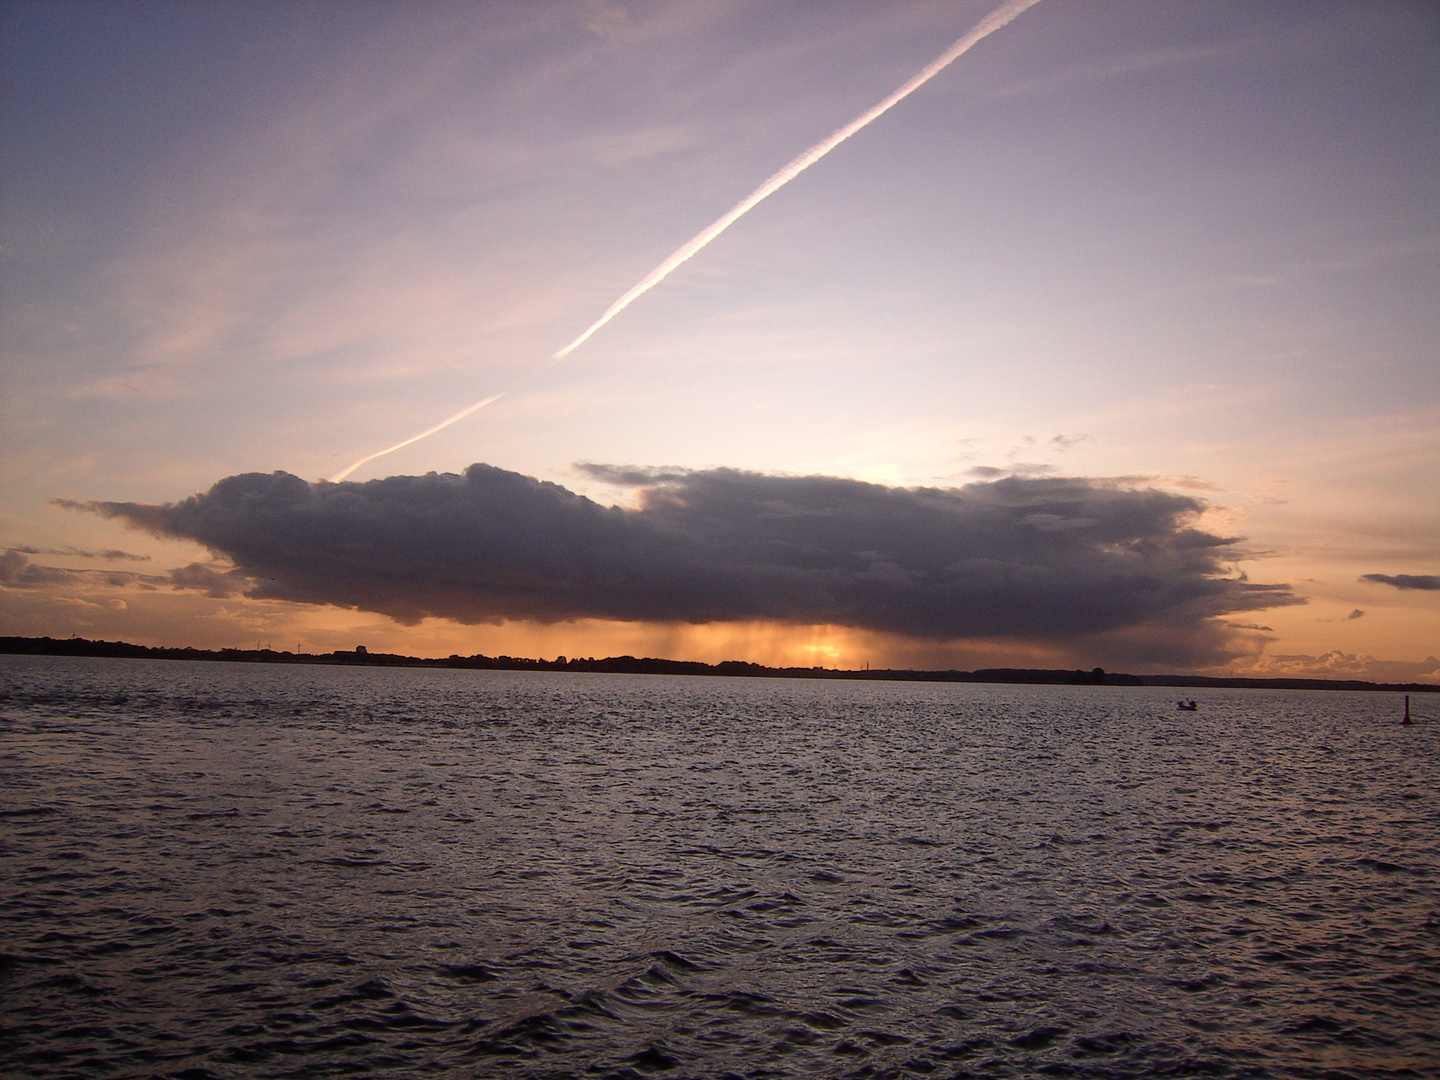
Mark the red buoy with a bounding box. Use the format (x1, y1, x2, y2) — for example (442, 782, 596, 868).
(1402, 694, 1412, 725)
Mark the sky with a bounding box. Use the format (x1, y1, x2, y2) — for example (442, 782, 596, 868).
(2, 0, 1437, 678)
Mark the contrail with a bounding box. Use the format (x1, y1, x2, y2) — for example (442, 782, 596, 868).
(330, 394, 504, 482)
(553, 0, 1046, 359)
(331, 0, 1042, 481)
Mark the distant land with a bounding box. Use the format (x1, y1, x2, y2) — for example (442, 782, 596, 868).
(3, 635, 1436, 694)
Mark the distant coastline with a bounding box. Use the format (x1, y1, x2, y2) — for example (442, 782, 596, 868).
(3, 635, 1435, 694)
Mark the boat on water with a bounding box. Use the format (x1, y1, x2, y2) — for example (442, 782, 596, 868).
(1177, 700, 1198, 711)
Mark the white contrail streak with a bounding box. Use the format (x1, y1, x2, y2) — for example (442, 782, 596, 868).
(331, 0, 1042, 482)
(552, 0, 1046, 359)
(330, 394, 504, 482)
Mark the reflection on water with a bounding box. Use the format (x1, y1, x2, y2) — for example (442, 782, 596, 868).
(1, 655, 1436, 1078)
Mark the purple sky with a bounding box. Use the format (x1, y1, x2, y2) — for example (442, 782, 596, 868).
(3, 1, 1437, 677)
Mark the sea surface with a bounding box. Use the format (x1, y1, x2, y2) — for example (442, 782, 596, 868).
(1, 655, 1437, 1079)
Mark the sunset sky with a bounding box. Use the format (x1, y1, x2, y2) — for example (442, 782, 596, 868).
(3, 0, 1437, 678)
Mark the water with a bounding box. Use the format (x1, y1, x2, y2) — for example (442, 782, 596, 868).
(2, 655, 1436, 1079)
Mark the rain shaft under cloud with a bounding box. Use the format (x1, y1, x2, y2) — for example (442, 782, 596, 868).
(82, 465, 1299, 660)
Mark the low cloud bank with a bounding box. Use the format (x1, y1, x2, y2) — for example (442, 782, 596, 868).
(1243, 651, 1440, 684)
(1, 549, 147, 589)
(1361, 573, 1440, 591)
(81, 464, 1299, 660)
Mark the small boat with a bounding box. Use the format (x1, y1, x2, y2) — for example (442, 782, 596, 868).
(1177, 700, 1198, 711)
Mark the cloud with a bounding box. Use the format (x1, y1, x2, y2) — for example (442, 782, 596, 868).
(0, 549, 155, 590)
(585, 0, 627, 39)
(1242, 651, 1440, 684)
(1361, 573, 1440, 591)
(0, 548, 200, 593)
(9, 545, 151, 562)
(966, 463, 1056, 479)
(77, 464, 1300, 663)
(168, 562, 251, 599)
(1119, 475, 1226, 493)
(0, 550, 85, 587)
(991, 40, 1243, 100)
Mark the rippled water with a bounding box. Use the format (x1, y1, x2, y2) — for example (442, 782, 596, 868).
(1, 655, 1437, 1079)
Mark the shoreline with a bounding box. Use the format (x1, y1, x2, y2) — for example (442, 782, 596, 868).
(3, 635, 1435, 694)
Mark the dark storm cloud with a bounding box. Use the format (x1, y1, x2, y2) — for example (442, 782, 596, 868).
(80, 464, 1299, 646)
(1361, 573, 1440, 591)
